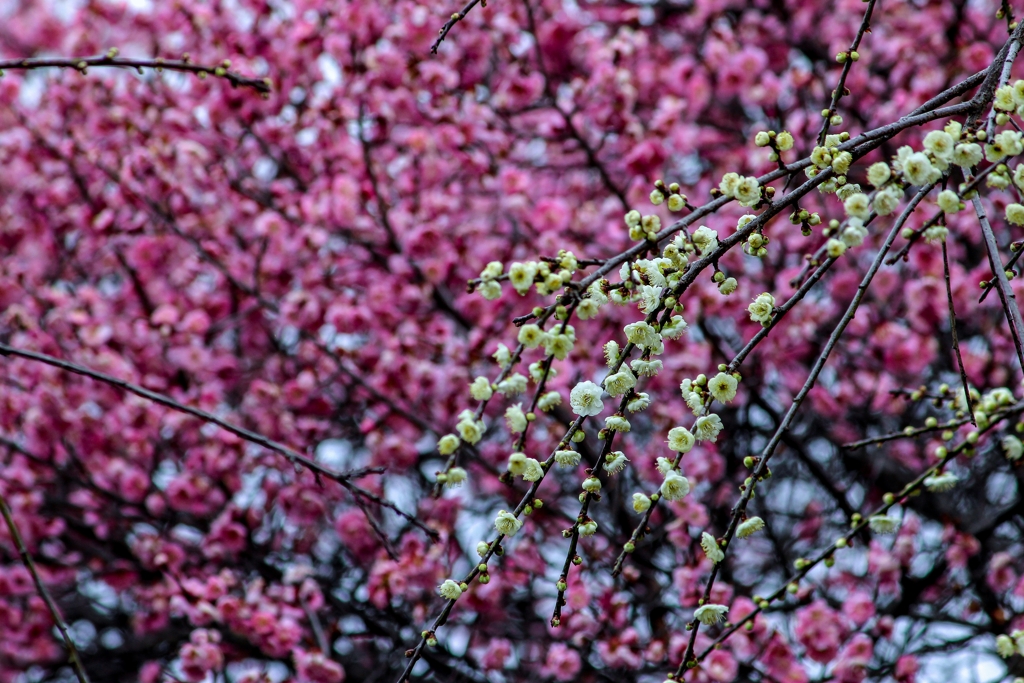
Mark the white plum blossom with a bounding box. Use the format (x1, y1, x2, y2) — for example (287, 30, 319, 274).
(708, 372, 738, 403)
(736, 516, 765, 538)
(537, 391, 561, 412)
(494, 510, 523, 536)
(554, 449, 581, 468)
(569, 381, 604, 416)
(507, 452, 528, 476)
(603, 451, 629, 474)
(605, 367, 637, 397)
(667, 426, 696, 453)
(748, 292, 775, 325)
(517, 324, 546, 348)
(508, 262, 537, 294)
(505, 404, 527, 433)
(438, 434, 460, 455)
(522, 458, 544, 482)
(627, 392, 651, 412)
(694, 604, 728, 625)
(633, 492, 651, 513)
(868, 515, 900, 535)
(694, 414, 724, 442)
(438, 579, 463, 600)
(692, 226, 719, 254)
(701, 532, 724, 563)
(660, 471, 691, 501)
(469, 376, 493, 401)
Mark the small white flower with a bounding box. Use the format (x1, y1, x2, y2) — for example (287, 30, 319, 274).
(873, 187, 901, 216)
(831, 151, 853, 175)
(868, 515, 900, 535)
(496, 373, 527, 395)
(701, 532, 724, 563)
(438, 579, 463, 600)
(624, 209, 642, 228)
(694, 414, 724, 442)
(661, 315, 688, 339)
(517, 324, 546, 348)
(867, 162, 892, 187)
(826, 238, 847, 258)
(843, 192, 871, 220)
(603, 451, 629, 475)
(638, 284, 664, 313)
(492, 343, 512, 369)
(736, 516, 765, 538)
(660, 471, 691, 501)
(841, 220, 868, 248)
(630, 358, 662, 377)
(692, 226, 719, 255)
(469, 376, 494, 401)
(444, 467, 467, 487)
(776, 131, 794, 150)
(604, 340, 620, 366)
(507, 452, 528, 475)
(605, 367, 637, 397)
(624, 321, 660, 349)
(734, 176, 761, 207)
(537, 391, 561, 412)
(708, 372, 738, 404)
(694, 604, 728, 625)
(577, 298, 600, 320)
(924, 472, 958, 492)
(494, 510, 523, 536)
(582, 477, 602, 494)
(903, 152, 938, 186)
(1007, 203, 1024, 226)
(748, 292, 775, 325)
(642, 214, 662, 232)
(579, 519, 598, 536)
(605, 414, 631, 432)
(667, 193, 686, 211)
(924, 130, 955, 161)
(656, 457, 674, 476)
(554, 450, 581, 468)
(480, 261, 503, 281)
(718, 277, 738, 295)
(627, 392, 651, 412)
(543, 333, 574, 361)
(667, 426, 696, 453)
(996, 634, 1016, 658)
(632, 492, 651, 513)
(569, 381, 605, 416)
(719, 172, 741, 196)
(478, 281, 502, 300)
(522, 458, 544, 482)
(923, 225, 948, 244)
(476, 541, 490, 557)
(456, 411, 485, 445)
(1003, 435, 1023, 461)
(505, 404, 527, 433)
(952, 142, 983, 168)
(508, 262, 538, 295)
(650, 189, 665, 205)
(438, 434, 460, 455)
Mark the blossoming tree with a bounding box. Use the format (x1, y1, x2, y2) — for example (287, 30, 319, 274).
(3, 0, 1024, 682)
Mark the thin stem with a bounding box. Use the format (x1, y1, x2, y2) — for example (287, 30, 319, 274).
(0, 491, 91, 683)
(942, 240, 976, 424)
(0, 54, 270, 94)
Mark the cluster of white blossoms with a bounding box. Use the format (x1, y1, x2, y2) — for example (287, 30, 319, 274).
(747, 292, 775, 326)
(996, 630, 1024, 659)
(806, 132, 853, 194)
(507, 451, 544, 482)
(753, 129, 795, 162)
(992, 79, 1024, 118)
(476, 251, 581, 301)
(719, 172, 762, 207)
(517, 321, 576, 360)
(649, 180, 689, 212)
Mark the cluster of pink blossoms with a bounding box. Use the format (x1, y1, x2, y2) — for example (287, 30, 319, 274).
(1, 0, 1024, 682)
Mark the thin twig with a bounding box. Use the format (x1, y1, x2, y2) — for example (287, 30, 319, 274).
(0, 54, 271, 94)
(943, 241, 977, 424)
(0, 491, 91, 683)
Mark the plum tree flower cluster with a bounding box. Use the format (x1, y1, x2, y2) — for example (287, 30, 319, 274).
(3, 1, 1024, 683)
